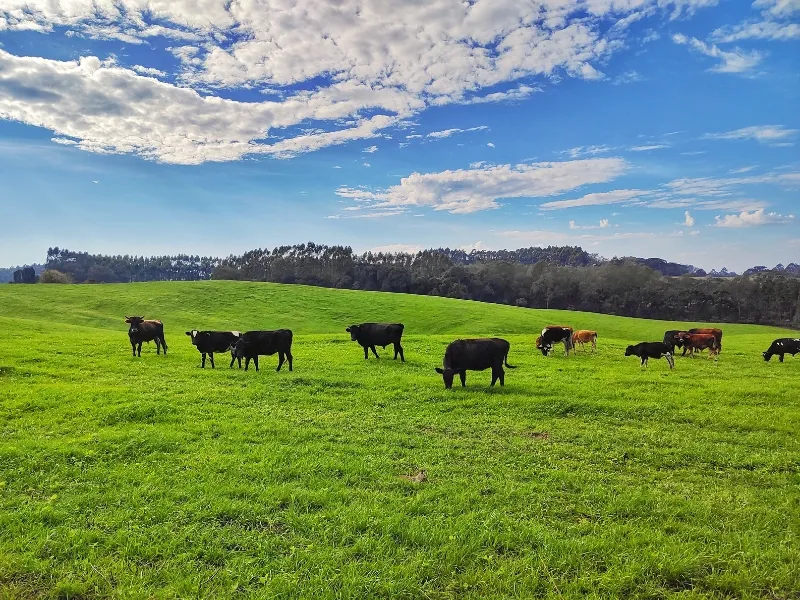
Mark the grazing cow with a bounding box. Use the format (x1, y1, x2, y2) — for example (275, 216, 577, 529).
(663, 330, 688, 353)
(231, 330, 293, 372)
(346, 323, 405, 361)
(686, 328, 723, 355)
(572, 330, 598, 352)
(763, 338, 800, 362)
(185, 330, 242, 368)
(679, 333, 720, 359)
(625, 342, 675, 369)
(536, 326, 574, 356)
(125, 316, 167, 357)
(435, 338, 516, 389)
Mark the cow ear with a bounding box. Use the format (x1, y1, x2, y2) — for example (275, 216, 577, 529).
(185, 331, 191, 336)
(346, 327, 351, 332)
(435, 367, 444, 374)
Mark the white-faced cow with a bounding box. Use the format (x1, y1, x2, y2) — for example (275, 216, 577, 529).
(435, 338, 516, 389)
(125, 316, 167, 357)
(763, 338, 800, 362)
(625, 342, 674, 369)
(231, 330, 293, 372)
(535, 325, 574, 356)
(185, 330, 242, 368)
(346, 323, 405, 361)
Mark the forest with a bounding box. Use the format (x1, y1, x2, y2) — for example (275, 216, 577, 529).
(25, 244, 799, 328)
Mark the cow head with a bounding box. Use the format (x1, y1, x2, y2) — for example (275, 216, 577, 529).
(539, 344, 551, 356)
(624, 345, 635, 356)
(434, 367, 456, 389)
(185, 330, 199, 345)
(231, 338, 246, 358)
(125, 316, 145, 333)
(346, 325, 360, 341)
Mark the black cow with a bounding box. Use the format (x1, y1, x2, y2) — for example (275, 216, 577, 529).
(435, 338, 516, 388)
(346, 323, 405, 361)
(663, 330, 688, 352)
(536, 326, 573, 356)
(231, 330, 293, 372)
(763, 338, 800, 362)
(125, 316, 167, 357)
(185, 330, 242, 368)
(625, 342, 674, 369)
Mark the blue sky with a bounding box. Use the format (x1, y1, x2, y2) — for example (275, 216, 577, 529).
(0, 0, 798, 271)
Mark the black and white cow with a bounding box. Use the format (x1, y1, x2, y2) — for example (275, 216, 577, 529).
(535, 326, 574, 356)
(231, 330, 294, 372)
(185, 330, 242, 368)
(625, 342, 675, 369)
(763, 338, 800, 362)
(346, 323, 405, 361)
(435, 338, 516, 389)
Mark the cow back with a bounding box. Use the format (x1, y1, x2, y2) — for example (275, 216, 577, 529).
(444, 338, 509, 371)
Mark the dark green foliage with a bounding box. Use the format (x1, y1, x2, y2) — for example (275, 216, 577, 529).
(38, 269, 72, 284)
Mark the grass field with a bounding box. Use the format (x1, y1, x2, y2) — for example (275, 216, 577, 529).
(1, 281, 798, 599)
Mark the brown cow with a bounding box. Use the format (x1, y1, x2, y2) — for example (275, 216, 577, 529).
(572, 330, 598, 352)
(685, 328, 723, 355)
(680, 333, 719, 359)
(125, 316, 168, 357)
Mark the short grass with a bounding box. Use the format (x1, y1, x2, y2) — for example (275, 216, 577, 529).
(0, 281, 798, 599)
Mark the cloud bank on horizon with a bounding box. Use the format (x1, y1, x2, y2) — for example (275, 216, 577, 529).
(0, 0, 798, 271)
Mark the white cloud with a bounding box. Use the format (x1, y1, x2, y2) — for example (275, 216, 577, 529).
(630, 144, 668, 151)
(2, 0, 688, 164)
(704, 125, 798, 144)
(684, 210, 695, 226)
(131, 65, 167, 78)
(569, 219, 611, 229)
(336, 157, 628, 215)
(363, 162, 371, 167)
(612, 71, 643, 85)
(753, 0, 800, 18)
(426, 126, 488, 139)
(672, 34, 765, 73)
(362, 145, 378, 153)
(729, 165, 757, 173)
(711, 20, 800, 42)
(369, 244, 422, 254)
(540, 189, 643, 211)
(461, 241, 490, 252)
(487, 142, 495, 148)
(560, 144, 613, 158)
(333, 165, 342, 168)
(714, 208, 795, 227)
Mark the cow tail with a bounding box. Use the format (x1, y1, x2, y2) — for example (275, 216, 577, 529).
(504, 350, 517, 369)
(159, 324, 168, 351)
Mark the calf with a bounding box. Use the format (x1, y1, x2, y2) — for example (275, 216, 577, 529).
(625, 342, 674, 369)
(763, 338, 800, 362)
(231, 330, 293, 372)
(663, 330, 688, 353)
(185, 330, 242, 368)
(536, 326, 574, 356)
(680, 333, 719, 359)
(125, 316, 167, 357)
(572, 330, 598, 352)
(346, 323, 405, 361)
(686, 328, 723, 355)
(435, 338, 516, 388)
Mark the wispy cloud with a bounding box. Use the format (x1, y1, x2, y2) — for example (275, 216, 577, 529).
(711, 20, 800, 43)
(560, 145, 614, 159)
(704, 125, 798, 145)
(541, 189, 643, 211)
(672, 34, 765, 74)
(569, 219, 611, 230)
(630, 144, 669, 151)
(362, 145, 378, 153)
(426, 126, 488, 139)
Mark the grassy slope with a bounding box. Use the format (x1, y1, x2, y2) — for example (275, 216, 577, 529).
(0, 281, 798, 599)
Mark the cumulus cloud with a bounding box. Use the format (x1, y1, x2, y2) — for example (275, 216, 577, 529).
(672, 34, 765, 73)
(704, 125, 798, 144)
(684, 210, 695, 226)
(487, 142, 495, 148)
(336, 157, 628, 215)
(714, 208, 795, 227)
(0, 0, 694, 164)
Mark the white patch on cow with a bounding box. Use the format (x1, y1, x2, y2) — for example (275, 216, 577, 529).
(191, 330, 198, 338)
(541, 328, 548, 337)
(232, 331, 241, 336)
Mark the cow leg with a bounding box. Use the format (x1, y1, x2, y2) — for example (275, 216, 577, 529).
(156, 339, 161, 355)
(371, 346, 380, 359)
(137, 342, 142, 357)
(394, 342, 405, 362)
(498, 367, 505, 386)
(459, 371, 467, 387)
(364, 345, 369, 360)
(131, 341, 136, 357)
(780, 354, 785, 363)
(201, 353, 206, 368)
(229, 355, 236, 368)
(244, 357, 251, 371)
(276, 351, 284, 372)
(490, 369, 498, 386)
(209, 353, 215, 369)
(254, 356, 259, 372)
(666, 353, 674, 369)
(641, 356, 647, 367)
(287, 350, 293, 371)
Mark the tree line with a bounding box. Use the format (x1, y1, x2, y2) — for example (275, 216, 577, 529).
(7, 243, 799, 328)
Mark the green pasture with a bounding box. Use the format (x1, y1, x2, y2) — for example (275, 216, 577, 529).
(0, 281, 798, 599)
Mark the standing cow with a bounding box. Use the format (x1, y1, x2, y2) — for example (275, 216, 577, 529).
(685, 328, 723, 355)
(663, 330, 688, 353)
(572, 330, 598, 352)
(435, 338, 516, 388)
(346, 323, 405, 361)
(763, 338, 800, 362)
(625, 342, 675, 369)
(231, 330, 294, 372)
(536, 326, 574, 356)
(680, 333, 720, 359)
(125, 316, 167, 357)
(185, 330, 242, 368)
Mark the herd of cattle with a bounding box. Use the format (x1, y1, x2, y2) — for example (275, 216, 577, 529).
(124, 316, 800, 388)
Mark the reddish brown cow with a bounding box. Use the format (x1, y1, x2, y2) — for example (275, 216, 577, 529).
(680, 333, 719, 359)
(572, 330, 598, 352)
(685, 328, 723, 355)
